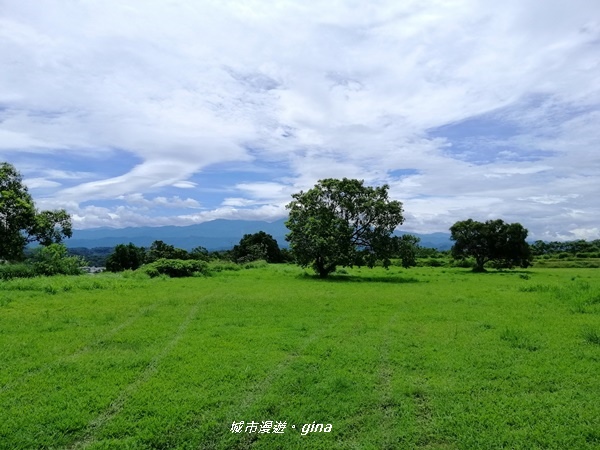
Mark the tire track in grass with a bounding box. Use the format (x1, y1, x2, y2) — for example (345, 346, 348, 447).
(212, 317, 343, 447)
(66, 300, 202, 450)
(378, 311, 401, 449)
(0, 302, 161, 394)
(413, 387, 434, 448)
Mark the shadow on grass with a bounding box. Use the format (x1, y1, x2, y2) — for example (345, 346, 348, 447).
(459, 268, 535, 275)
(297, 273, 420, 284)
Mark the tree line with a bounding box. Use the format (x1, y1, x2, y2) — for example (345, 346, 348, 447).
(530, 239, 600, 258)
(2, 161, 589, 279)
(104, 232, 288, 272)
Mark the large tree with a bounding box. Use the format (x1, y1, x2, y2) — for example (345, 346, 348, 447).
(106, 243, 146, 272)
(0, 162, 72, 261)
(285, 178, 404, 278)
(232, 231, 283, 263)
(450, 219, 531, 272)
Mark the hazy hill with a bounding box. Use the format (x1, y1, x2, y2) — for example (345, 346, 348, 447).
(66, 219, 453, 251)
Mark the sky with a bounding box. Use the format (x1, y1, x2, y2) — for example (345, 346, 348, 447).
(1, 0, 599, 240)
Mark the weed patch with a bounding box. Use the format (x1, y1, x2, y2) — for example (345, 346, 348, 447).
(582, 327, 600, 345)
(500, 328, 541, 351)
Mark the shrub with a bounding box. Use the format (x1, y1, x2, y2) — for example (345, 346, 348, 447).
(582, 327, 600, 345)
(0, 263, 35, 280)
(451, 257, 475, 268)
(141, 258, 209, 278)
(423, 258, 445, 267)
(30, 244, 84, 276)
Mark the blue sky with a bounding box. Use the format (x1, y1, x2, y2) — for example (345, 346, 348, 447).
(1, 0, 599, 240)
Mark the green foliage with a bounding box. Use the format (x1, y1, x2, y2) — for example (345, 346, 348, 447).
(106, 243, 146, 272)
(450, 218, 532, 272)
(189, 246, 210, 262)
(0, 162, 72, 261)
(141, 258, 209, 278)
(531, 239, 600, 257)
(29, 244, 84, 276)
(0, 263, 35, 280)
(395, 234, 420, 268)
(147, 240, 189, 262)
(421, 257, 446, 267)
(286, 178, 405, 277)
(232, 231, 283, 263)
(0, 245, 84, 279)
(67, 247, 113, 266)
(1, 162, 36, 261)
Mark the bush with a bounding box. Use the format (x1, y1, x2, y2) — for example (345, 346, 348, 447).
(141, 258, 209, 278)
(422, 258, 445, 267)
(30, 244, 84, 276)
(451, 257, 475, 268)
(0, 244, 83, 279)
(0, 263, 35, 280)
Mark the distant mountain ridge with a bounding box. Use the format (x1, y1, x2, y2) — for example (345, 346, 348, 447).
(66, 219, 453, 250)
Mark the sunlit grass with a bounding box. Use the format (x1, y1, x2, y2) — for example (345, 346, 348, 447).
(0, 266, 599, 449)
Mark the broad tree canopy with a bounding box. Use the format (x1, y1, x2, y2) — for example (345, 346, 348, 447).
(232, 231, 283, 263)
(106, 243, 146, 272)
(285, 178, 404, 278)
(0, 162, 72, 261)
(450, 218, 531, 272)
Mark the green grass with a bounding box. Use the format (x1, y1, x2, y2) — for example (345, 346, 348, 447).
(1, 266, 599, 449)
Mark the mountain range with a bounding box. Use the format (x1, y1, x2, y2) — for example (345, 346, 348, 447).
(66, 219, 453, 251)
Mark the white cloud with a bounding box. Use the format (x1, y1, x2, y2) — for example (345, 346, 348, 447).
(23, 177, 61, 189)
(118, 193, 201, 209)
(1, 0, 599, 239)
(172, 181, 197, 189)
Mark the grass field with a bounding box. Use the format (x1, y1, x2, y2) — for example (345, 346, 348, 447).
(1, 265, 599, 449)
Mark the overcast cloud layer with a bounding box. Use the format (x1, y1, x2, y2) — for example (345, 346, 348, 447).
(1, 0, 599, 240)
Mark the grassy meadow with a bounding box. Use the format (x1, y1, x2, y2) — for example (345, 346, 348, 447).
(0, 264, 599, 449)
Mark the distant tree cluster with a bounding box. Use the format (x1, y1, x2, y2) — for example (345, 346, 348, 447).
(67, 247, 114, 267)
(105, 241, 212, 272)
(450, 219, 531, 272)
(531, 240, 600, 258)
(232, 231, 283, 263)
(2, 161, 540, 279)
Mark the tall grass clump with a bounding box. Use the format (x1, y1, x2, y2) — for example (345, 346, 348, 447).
(582, 327, 600, 345)
(500, 327, 541, 351)
(242, 259, 268, 269)
(208, 261, 241, 272)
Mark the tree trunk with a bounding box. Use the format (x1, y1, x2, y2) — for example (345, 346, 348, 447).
(473, 257, 487, 272)
(314, 256, 336, 278)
